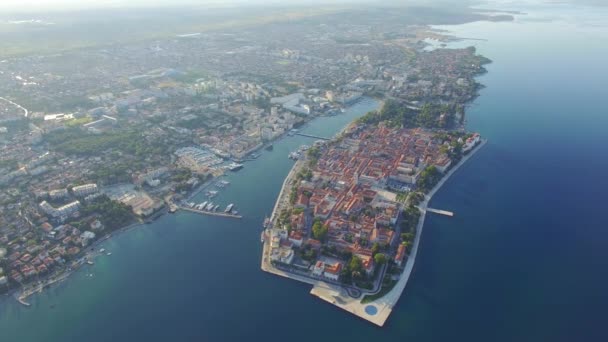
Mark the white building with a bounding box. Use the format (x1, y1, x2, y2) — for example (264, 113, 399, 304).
(72, 184, 98, 197)
(312, 261, 325, 277)
(40, 200, 81, 218)
(49, 189, 69, 200)
(80, 231, 96, 246)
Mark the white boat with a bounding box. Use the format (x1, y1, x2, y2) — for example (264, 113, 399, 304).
(100, 248, 106, 253)
(228, 162, 244, 171)
(206, 202, 214, 211)
(107, 252, 112, 256)
(224, 203, 234, 213)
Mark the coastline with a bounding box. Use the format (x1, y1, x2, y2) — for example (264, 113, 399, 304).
(262, 135, 487, 326)
(12, 218, 146, 305)
(358, 138, 488, 326)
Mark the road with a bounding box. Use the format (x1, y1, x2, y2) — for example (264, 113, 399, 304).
(0, 96, 29, 118)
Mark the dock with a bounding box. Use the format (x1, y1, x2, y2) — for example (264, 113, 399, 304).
(178, 206, 242, 219)
(17, 296, 31, 307)
(425, 208, 454, 217)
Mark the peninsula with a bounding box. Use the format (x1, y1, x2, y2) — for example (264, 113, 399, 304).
(261, 101, 486, 326)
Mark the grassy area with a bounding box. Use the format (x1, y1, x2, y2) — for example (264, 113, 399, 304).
(65, 117, 93, 127)
(360, 279, 397, 304)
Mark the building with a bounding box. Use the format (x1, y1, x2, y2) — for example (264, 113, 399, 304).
(288, 231, 304, 247)
(394, 244, 407, 267)
(39, 200, 81, 218)
(312, 261, 325, 277)
(49, 188, 69, 200)
(80, 231, 96, 246)
(72, 184, 98, 197)
(323, 262, 342, 281)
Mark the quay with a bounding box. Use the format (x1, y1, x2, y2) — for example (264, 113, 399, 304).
(178, 206, 242, 219)
(294, 133, 330, 140)
(425, 208, 454, 217)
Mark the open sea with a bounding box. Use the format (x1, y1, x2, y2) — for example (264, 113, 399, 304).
(1, 2, 607, 341)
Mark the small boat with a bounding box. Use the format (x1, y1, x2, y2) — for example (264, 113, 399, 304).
(87, 261, 94, 265)
(228, 162, 244, 171)
(260, 230, 265, 243)
(100, 248, 106, 253)
(107, 252, 112, 256)
(224, 203, 234, 213)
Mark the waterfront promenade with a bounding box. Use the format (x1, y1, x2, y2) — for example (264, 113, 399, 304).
(346, 139, 488, 326)
(262, 138, 487, 326)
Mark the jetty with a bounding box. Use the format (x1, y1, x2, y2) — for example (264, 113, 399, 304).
(425, 208, 454, 217)
(17, 296, 31, 307)
(179, 206, 242, 219)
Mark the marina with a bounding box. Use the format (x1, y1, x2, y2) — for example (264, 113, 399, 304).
(179, 206, 243, 219)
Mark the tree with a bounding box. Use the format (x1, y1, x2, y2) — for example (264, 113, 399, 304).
(417, 165, 441, 193)
(371, 242, 380, 256)
(374, 253, 388, 265)
(401, 232, 414, 243)
(348, 255, 364, 279)
(312, 221, 328, 241)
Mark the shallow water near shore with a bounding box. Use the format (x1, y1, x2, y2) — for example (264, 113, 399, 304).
(1, 3, 608, 341)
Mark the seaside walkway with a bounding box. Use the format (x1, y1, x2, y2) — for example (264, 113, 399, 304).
(294, 133, 330, 140)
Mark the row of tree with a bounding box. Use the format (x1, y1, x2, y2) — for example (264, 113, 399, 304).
(357, 100, 459, 129)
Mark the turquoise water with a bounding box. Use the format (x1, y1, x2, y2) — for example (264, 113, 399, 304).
(1, 3, 608, 341)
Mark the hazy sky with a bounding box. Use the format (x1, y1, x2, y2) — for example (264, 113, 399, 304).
(1, 0, 601, 12)
(0, 0, 480, 11)
(0, 0, 374, 10)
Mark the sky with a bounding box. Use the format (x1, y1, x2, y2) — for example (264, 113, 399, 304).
(0, 0, 603, 12)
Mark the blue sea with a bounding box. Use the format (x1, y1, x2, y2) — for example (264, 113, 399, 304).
(1, 3, 607, 341)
